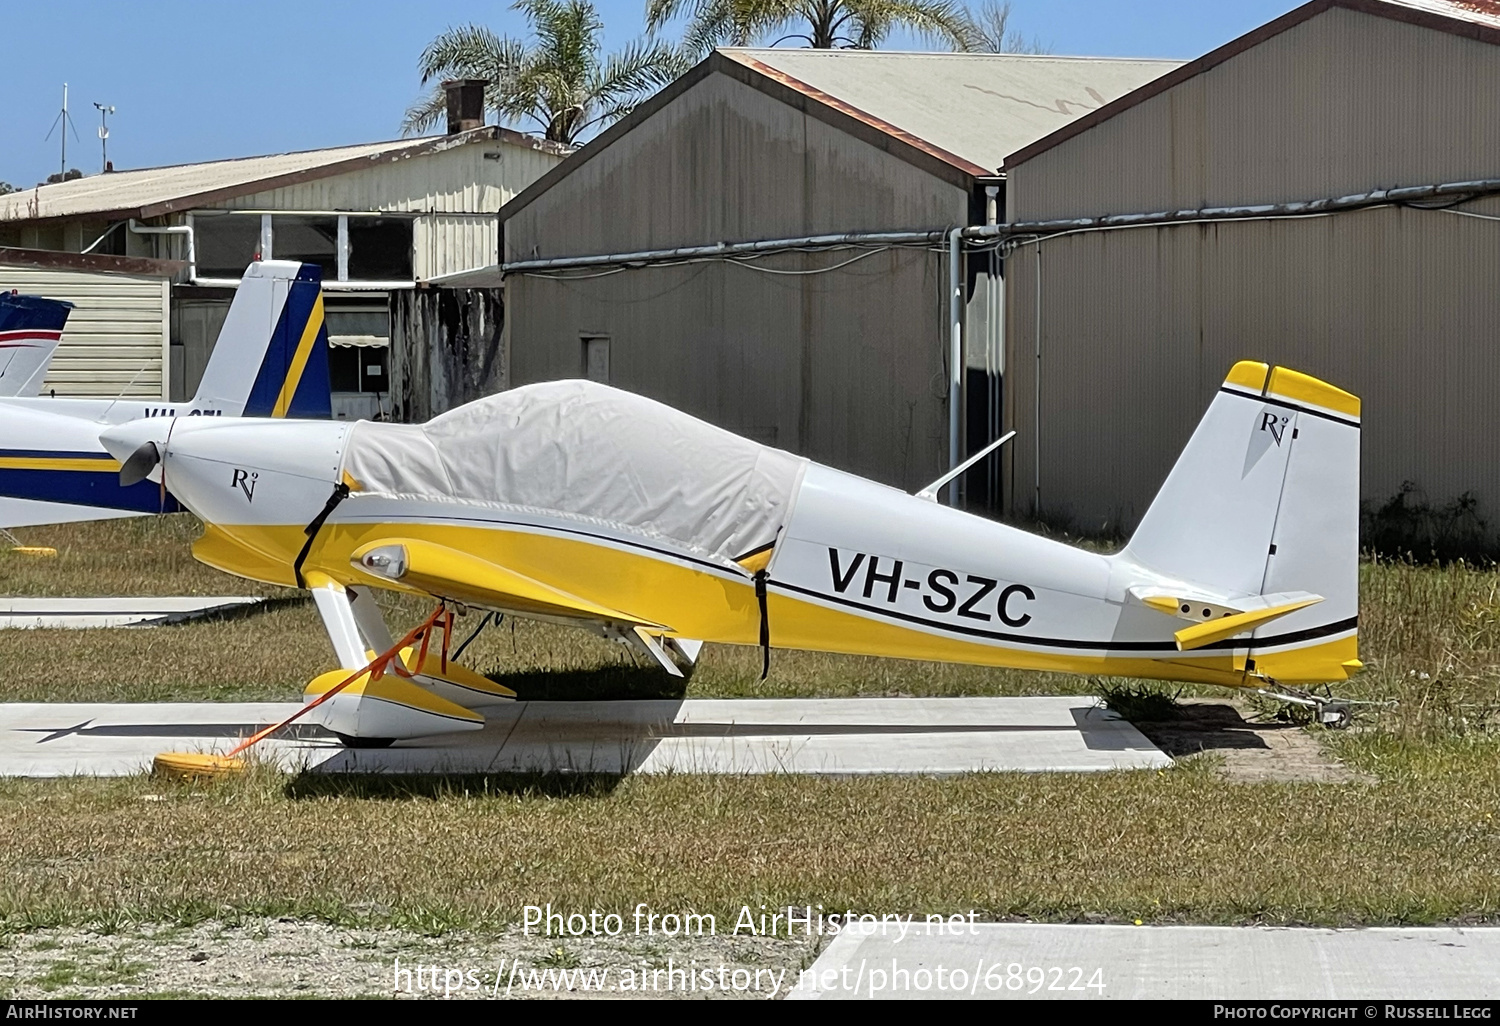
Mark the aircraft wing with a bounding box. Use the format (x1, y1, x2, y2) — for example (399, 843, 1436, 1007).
(348, 537, 696, 676)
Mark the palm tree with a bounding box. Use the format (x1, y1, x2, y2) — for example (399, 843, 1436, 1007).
(646, 0, 975, 53)
(404, 0, 688, 146)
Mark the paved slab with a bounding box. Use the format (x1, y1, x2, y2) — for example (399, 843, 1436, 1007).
(0, 697, 1169, 777)
(0, 596, 263, 629)
(789, 923, 1500, 1000)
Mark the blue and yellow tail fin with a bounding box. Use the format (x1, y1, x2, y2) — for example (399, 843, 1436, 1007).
(239, 265, 333, 418)
(190, 261, 332, 418)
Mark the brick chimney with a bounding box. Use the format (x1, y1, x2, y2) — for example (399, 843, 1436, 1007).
(443, 79, 488, 135)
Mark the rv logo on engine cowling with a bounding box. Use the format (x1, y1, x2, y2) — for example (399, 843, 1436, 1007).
(231, 468, 258, 501)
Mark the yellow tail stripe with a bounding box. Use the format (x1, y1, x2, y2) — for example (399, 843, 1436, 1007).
(270, 292, 323, 419)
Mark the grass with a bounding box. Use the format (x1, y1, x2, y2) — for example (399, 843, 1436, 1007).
(31, 953, 147, 991)
(0, 743, 1492, 931)
(0, 518, 1496, 932)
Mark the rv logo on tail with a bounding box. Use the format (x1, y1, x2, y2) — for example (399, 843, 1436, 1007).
(1258, 411, 1290, 446)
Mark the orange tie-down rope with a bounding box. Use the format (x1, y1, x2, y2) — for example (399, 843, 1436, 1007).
(152, 603, 455, 780)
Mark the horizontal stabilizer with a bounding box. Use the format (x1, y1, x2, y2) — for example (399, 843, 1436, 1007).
(1172, 596, 1323, 651)
(1130, 585, 1323, 623)
(350, 537, 669, 631)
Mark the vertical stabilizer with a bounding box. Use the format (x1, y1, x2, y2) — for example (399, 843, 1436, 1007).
(0, 293, 71, 396)
(1123, 361, 1360, 682)
(190, 261, 332, 418)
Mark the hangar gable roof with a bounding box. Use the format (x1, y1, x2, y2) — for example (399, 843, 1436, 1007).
(501, 48, 1181, 219)
(1006, 0, 1500, 168)
(720, 49, 1182, 177)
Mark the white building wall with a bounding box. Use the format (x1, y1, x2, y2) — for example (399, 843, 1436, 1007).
(215, 139, 563, 279)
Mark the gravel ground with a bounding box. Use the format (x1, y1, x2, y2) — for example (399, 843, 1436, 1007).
(0, 919, 822, 999)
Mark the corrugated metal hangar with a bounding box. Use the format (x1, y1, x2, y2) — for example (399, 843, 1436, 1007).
(0, 248, 179, 398)
(0, 89, 565, 417)
(483, 48, 1178, 494)
(1000, 0, 1500, 537)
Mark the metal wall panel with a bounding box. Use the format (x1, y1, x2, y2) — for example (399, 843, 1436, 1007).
(505, 72, 967, 491)
(1002, 200, 1500, 532)
(0, 265, 167, 398)
(1001, 5, 1500, 533)
(1010, 7, 1500, 221)
(510, 247, 948, 489)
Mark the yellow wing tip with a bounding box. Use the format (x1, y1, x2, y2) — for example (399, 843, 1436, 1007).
(1141, 595, 1181, 614)
(1266, 366, 1360, 419)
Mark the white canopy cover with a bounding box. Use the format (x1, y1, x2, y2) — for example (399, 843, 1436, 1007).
(342, 380, 807, 565)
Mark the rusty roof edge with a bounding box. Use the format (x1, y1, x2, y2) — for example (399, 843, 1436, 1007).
(1004, 0, 1500, 170)
(0, 246, 185, 277)
(725, 52, 996, 178)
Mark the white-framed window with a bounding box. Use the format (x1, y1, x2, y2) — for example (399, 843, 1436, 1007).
(188, 211, 415, 284)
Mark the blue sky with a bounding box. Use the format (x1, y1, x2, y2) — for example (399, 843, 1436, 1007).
(1, 0, 1304, 189)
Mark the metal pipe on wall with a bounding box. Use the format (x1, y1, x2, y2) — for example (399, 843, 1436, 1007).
(503, 230, 950, 275)
(947, 226, 963, 507)
(128, 220, 195, 280)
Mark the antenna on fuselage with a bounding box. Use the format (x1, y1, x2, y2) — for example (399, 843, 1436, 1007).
(916, 430, 1017, 503)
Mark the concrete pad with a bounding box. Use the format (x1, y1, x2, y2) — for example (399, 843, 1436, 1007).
(789, 923, 1500, 1000)
(0, 696, 1169, 777)
(0, 596, 263, 629)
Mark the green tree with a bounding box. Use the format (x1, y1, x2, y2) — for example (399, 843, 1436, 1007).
(404, 0, 688, 145)
(0, 182, 16, 196)
(647, 0, 975, 53)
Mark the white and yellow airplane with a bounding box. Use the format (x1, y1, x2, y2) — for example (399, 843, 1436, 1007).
(94, 361, 1361, 747)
